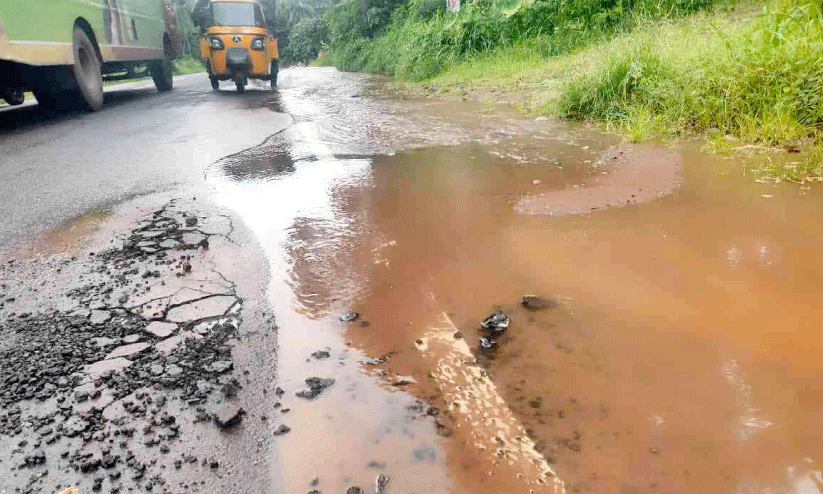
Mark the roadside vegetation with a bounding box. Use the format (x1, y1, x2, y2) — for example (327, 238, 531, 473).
(172, 55, 206, 76)
(557, 0, 822, 179)
(259, 0, 337, 64)
(309, 0, 821, 180)
(321, 0, 722, 79)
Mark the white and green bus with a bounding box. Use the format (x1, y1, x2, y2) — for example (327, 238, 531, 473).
(0, 1, 183, 110)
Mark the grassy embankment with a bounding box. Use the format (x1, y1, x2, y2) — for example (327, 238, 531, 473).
(322, 0, 823, 181)
(172, 56, 206, 76)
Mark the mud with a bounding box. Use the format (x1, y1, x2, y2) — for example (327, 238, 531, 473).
(516, 144, 684, 216)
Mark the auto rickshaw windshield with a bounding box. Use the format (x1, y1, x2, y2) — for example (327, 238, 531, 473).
(211, 1, 266, 27)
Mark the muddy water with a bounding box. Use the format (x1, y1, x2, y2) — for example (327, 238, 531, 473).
(16, 207, 111, 257)
(208, 67, 823, 493)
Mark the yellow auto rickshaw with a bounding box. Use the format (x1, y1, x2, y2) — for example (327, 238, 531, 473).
(193, 0, 279, 92)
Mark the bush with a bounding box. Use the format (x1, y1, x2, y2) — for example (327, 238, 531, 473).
(413, 0, 447, 19)
(288, 18, 329, 63)
(559, 0, 823, 144)
(172, 56, 205, 75)
(322, 0, 726, 79)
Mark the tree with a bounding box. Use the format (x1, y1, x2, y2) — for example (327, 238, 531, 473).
(287, 17, 328, 63)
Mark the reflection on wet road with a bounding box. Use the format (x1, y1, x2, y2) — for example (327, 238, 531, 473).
(208, 67, 823, 493)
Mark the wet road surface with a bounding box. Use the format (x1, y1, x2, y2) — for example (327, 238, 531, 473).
(0, 74, 290, 253)
(1, 67, 822, 494)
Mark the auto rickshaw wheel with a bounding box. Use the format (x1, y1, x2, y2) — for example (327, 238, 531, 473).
(210, 77, 219, 90)
(235, 77, 246, 94)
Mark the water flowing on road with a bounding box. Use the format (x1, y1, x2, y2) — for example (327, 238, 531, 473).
(206, 67, 823, 493)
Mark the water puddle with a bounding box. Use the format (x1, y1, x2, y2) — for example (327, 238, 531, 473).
(18, 207, 111, 257)
(208, 67, 823, 494)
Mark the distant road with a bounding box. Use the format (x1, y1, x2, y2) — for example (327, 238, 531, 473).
(0, 73, 290, 249)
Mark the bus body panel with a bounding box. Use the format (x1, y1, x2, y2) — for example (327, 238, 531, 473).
(0, 0, 173, 66)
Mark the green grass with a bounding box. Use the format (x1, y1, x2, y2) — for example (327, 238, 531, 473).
(322, 0, 721, 80)
(555, 0, 822, 177)
(400, 0, 821, 180)
(172, 56, 206, 76)
(559, 0, 822, 139)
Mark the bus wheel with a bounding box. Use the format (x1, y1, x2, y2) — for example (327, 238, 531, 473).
(210, 77, 219, 90)
(2, 88, 25, 106)
(150, 38, 174, 92)
(72, 27, 104, 111)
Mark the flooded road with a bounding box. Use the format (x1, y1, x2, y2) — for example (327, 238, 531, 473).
(2, 67, 819, 494)
(205, 67, 823, 493)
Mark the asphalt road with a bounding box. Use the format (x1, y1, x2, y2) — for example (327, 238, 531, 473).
(0, 73, 291, 251)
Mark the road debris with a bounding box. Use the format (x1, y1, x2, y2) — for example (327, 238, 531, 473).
(520, 294, 557, 311)
(0, 200, 250, 493)
(295, 377, 335, 399)
(213, 403, 245, 428)
(339, 311, 360, 322)
(376, 474, 390, 493)
(480, 311, 509, 332)
(273, 424, 291, 435)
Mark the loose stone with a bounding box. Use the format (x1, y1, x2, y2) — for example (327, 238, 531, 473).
(339, 311, 359, 322)
(295, 377, 335, 399)
(213, 403, 244, 428)
(521, 294, 557, 311)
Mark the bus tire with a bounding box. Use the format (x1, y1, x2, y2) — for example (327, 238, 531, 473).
(270, 60, 278, 89)
(3, 88, 25, 106)
(150, 38, 174, 92)
(71, 27, 104, 111)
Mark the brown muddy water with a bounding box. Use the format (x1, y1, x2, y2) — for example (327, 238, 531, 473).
(207, 67, 823, 494)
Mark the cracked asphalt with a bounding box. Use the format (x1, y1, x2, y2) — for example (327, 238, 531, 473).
(0, 197, 275, 493)
(0, 74, 286, 493)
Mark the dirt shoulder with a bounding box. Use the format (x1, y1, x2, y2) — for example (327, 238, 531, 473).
(516, 144, 684, 216)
